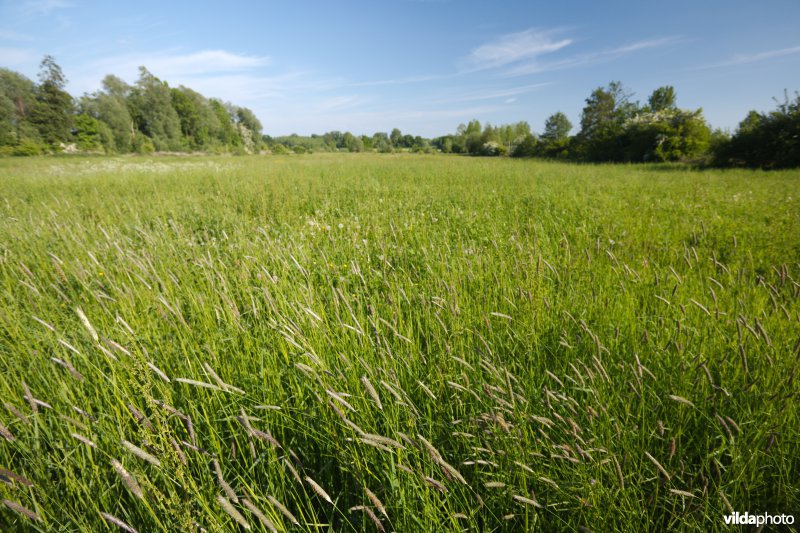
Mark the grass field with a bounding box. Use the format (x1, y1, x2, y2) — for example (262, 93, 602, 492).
(0, 154, 798, 531)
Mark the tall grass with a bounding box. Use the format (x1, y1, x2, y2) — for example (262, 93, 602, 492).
(0, 154, 798, 531)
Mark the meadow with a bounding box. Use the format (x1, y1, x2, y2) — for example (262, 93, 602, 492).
(0, 154, 798, 531)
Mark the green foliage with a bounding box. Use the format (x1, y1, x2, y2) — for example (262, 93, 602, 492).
(342, 131, 364, 152)
(209, 99, 242, 149)
(0, 68, 38, 147)
(10, 137, 45, 155)
(131, 133, 155, 154)
(717, 92, 800, 168)
(511, 134, 538, 157)
(81, 92, 133, 153)
(647, 86, 677, 112)
(128, 68, 184, 151)
(73, 113, 114, 152)
(624, 108, 712, 162)
(28, 56, 74, 146)
(578, 81, 638, 161)
(542, 112, 572, 143)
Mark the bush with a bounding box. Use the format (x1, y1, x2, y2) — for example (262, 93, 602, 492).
(721, 93, 800, 169)
(270, 143, 291, 155)
(12, 138, 45, 156)
(131, 135, 155, 154)
(511, 135, 538, 158)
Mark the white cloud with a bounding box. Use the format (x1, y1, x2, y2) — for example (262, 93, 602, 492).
(505, 36, 683, 76)
(90, 49, 270, 79)
(725, 45, 800, 66)
(430, 82, 552, 104)
(66, 49, 274, 98)
(462, 28, 572, 71)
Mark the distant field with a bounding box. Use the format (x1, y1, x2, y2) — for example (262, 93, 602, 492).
(0, 154, 798, 531)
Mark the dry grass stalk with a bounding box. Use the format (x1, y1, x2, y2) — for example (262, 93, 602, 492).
(99, 512, 138, 532)
(513, 494, 543, 508)
(0, 468, 33, 487)
(361, 433, 405, 450)
(51, 357, 84, 381)
(242, 499, 278, 532)
(22, 381, 37, 414)
(213, 459, 238, 503)
(122, 440, 161, 467)
(667, 395, 694, 407)
(174, 378, 223, 391)
(203, 362, 245, 394)
(417, 380, 437, 400)
(350, 505, 385, 531)
(4, 403, 29, 424)
(644, 451, 671, 480)
(72, 433, 97, 449)
(170, 438, 187, 465)
(282, 457, 303, 484)
(267, 495, 299, 525)
(146, 362, 171, 383)
(612, 455, 625, 490)
(326, 389, 356, 412)
(217, 495, 250, 530)
(126, 404, 155, 432)
(0, 422, 13, 441)
(75, 306, 99, 342)
(364, 487, 388, 518)
(361, 376, 382, 410)
(424, 477, 448, 493)
(3, 499, 41, 522)
(305, 476, 333, 504)
(111, 459, 143, 499)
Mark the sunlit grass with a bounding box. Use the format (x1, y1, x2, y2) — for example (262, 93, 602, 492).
(0, 153, 798, 531)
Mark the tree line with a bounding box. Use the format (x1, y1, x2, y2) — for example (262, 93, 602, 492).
(1, 56, 263, 155)
(1, 56, 798, 168)
(435, 82, 800, 169)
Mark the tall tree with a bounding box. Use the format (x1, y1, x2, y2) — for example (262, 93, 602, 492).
(29, 55, 74, 146)
(578, 81, 638, 161)
(541, 112, 572, 142)
(208, 99, 241, 148)
(720, 92, 800, 168)
(0, 68, 38, 146)
(80, 75, 134, 152)
(127, 67, 184, 151)
(647, 86, 677, 112)
(234, 106, 263, 152)
(390, 128, 402, 147)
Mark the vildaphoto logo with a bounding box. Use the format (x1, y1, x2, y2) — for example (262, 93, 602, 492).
(724, 512, 795, 526)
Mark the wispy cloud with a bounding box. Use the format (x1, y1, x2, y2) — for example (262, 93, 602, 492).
(87, 49, 270, 78)
(718, 45, 800, 67)
(66, 49, 283, 105)
(505, 36, 684, 76)
(431, 82, 552, 104)
(462, 28, 572, 72)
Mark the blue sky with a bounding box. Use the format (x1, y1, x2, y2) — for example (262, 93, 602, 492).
(2, 0, 799, 137)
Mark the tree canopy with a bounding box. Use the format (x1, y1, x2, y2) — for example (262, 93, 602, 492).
(0, 56, 264, 155)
